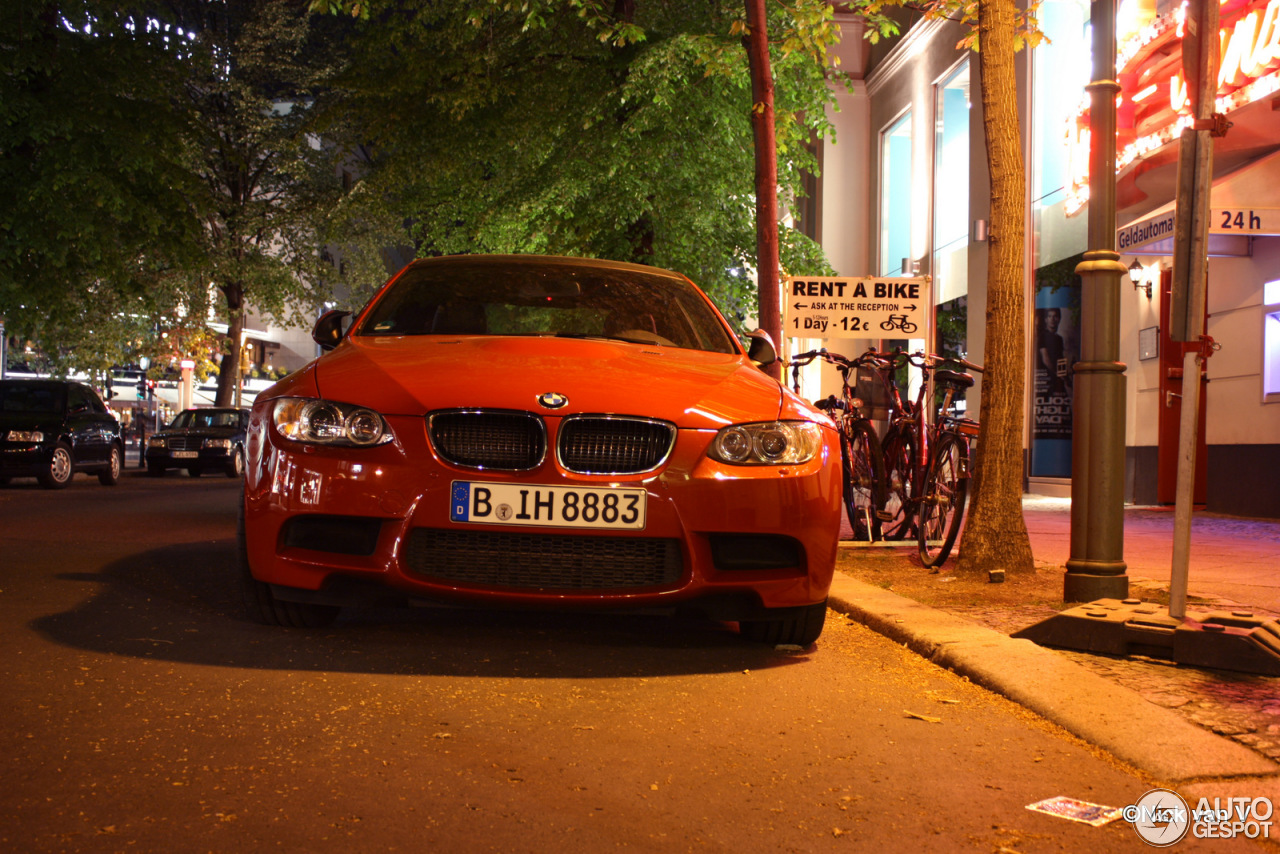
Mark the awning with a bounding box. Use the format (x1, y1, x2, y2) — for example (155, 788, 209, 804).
(1117, 148, 1280, 255)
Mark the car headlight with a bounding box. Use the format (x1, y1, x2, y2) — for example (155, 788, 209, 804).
(708, 421, 823, 465)
(5, 430, 44, 442)
(148, 436, 166, 448)
(272, 397, 394, 447)
(203, 438, 232, 449)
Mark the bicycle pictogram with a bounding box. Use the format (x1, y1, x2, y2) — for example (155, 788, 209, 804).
(880, 314, 918, 334)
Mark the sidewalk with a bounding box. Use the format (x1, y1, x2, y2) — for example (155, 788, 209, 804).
(827, 496, 1280, 801)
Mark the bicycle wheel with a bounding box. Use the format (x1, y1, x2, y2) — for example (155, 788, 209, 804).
(916, 434, 969, 568)
(841, 419, 885, 542)
(880, 425, 917, 540)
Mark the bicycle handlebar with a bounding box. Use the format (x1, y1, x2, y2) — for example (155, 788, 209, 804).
(864, 348, 984, 375)
(933, 354, 984, 374)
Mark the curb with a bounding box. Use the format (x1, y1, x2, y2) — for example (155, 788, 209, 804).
(827, 572, 1280, 783)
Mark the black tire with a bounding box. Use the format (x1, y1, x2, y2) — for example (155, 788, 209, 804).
(38, 441, 75, 489)
(146, 463, 165, 477)
(226, 447, 245, 478)
(880, 425, 917, 540)
(739, 600, 827, 646)
(917, 435, 969, 568)
(187, 465, 203, 477)
(840, 419, 884, 542)
(98, 444, 122, 486)
(238, 497, 339, 628)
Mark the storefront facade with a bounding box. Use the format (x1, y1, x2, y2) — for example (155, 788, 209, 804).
(815, 1, 1279, 518)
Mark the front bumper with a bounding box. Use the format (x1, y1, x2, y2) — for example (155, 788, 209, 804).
(146, 446, 235, 469)
(242, 412, 841, 617)
(0, 443, 52, 477)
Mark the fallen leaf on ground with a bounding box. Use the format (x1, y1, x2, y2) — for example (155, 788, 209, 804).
(904, 710, 942, 723)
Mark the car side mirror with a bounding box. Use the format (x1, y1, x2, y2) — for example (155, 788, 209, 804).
(312, 310, 353, 351)
(746, 328, 777, 368)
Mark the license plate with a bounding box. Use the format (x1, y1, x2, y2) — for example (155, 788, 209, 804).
(450, 481, 646, 530)
(172, 451, 198, 459)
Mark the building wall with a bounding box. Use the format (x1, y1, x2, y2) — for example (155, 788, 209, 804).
(1122, 238, 1280, 515)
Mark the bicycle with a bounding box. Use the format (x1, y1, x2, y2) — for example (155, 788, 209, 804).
(789, 349, 888, 541)
(916, 357, 982, 567)
(867, 349, 982, 567)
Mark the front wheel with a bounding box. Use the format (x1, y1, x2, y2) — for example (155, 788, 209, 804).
(38, 442, 74, 489)
(226, 447, 245, 478)
(739, 600, 827, 647)
(917, 435, 969, 568)
(98, 445, 122, 486)
(841, 420, 884, 542)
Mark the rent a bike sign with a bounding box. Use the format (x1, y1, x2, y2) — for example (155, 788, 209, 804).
(783, 276, 930, 338)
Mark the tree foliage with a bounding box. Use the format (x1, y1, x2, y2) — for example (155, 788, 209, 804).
(315, 0, 846, 323)
(0, 1, 204, 371)
(4, 0, 846, 386)
(1, 1, 384, 397)
(162, 0, 371, 404)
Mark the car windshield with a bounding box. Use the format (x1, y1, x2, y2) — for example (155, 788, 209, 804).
(0, 382, 65, 415)
(171, 410, 240, 429)
(356, 260, 738, 354)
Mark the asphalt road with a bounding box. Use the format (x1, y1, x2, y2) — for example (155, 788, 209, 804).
(0, 471, 1262, 851)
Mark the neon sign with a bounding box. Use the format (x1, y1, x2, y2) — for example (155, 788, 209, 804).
(1065, 0, 1280, 215)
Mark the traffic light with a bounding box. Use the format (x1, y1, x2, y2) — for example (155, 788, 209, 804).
(147, 380, 155, 401)
(136, 377, 147, 400)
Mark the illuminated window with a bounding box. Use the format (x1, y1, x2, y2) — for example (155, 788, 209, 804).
(880, 111, 913, 277)
(1265, 279, 1280, 401)
(933, 61, 970, 309)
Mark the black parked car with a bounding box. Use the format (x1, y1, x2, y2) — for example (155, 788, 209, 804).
(0, 379, 124, 489)
(145, 407, 248, 478)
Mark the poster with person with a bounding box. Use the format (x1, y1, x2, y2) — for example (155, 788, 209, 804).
(1030, 256, 1082, 478)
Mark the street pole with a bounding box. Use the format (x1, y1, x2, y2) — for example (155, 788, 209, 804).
(1066, 0, 1130, 602)
(1168, 0, 1220, 619)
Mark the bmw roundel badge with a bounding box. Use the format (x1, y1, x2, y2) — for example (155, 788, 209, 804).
(537, 392, 568, 409)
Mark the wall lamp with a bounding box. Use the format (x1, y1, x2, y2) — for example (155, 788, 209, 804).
(1128, 259, 1152, 299)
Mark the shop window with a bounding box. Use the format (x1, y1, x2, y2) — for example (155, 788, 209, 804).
(1030, 0, 1091, 271)
(880, 111, 913, 276)
(1265, 279, 1280, 401)
(933, 61, 970, 309)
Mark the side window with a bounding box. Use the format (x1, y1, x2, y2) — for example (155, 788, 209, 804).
(67, 385, 92, 413)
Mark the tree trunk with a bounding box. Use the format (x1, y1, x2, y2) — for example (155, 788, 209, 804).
(744, 0, 782, 379)
(215, 283, 244, 407)
(955, 0, 1035, 575)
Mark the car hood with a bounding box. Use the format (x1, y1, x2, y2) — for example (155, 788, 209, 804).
(310, 336, 784, 429)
